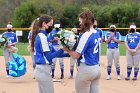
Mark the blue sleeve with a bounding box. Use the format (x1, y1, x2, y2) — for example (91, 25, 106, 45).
(44, 49, 64, 61)
(48, 32, 54, 41)
(14, 34, 18, 42)
(76, 34, 90, 55)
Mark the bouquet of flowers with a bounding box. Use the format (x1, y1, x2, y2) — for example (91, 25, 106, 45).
(0, 35, 8, 47)
(53, 29, 77, 50)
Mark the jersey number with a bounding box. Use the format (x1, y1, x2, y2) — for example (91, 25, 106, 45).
(94, 38, 101, 54)
(130, 38, 134, 42)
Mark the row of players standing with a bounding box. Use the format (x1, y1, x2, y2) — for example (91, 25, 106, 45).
(1, 19, 139, 81)
(28, 20, 140, 81)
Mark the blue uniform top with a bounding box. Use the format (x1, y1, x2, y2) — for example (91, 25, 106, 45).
(28, 31, 32, 40)
(125, 32, 140, 49)
(105, 31, 121, 48)
(34, 30, 68, 65)
(96, 28, 103, 41)
(2, 31, 18, 44)
(76, 29, 100, 65)
(48, 29, 61, 45)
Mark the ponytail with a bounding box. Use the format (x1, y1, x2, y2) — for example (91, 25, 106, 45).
(31, 19, 39, 52)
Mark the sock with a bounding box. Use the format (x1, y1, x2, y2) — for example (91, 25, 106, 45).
(51, 69, 55, 77)
(134, 68, 139, 78)
(127, 67, 132, 77)
(107, 66, 111, 75)
(6, 69, 9, 75)
(70, 69, 74, 76)
(116, 66, 120, 75)
(61, 68, 64, 76)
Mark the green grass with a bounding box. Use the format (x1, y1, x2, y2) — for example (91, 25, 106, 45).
(101, 42, 126, 56)
(0, 42, 126, 56)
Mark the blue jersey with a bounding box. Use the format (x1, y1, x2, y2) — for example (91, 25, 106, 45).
(125, 32, 140, 49)
(76, 30, 100, 65)
(34, 30, 51, 64)
(96, 28, 103, 41)
(2, 31, 18, 44)
(48, 29, 61, 45)
(28, 31, 32, 40)
(105, 31, 121, 48)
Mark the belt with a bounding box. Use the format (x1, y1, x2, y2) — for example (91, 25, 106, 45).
(78, 62, 98, 66)
(107, 47, 118, 49)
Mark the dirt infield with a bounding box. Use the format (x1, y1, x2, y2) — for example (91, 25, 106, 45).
(0, 56, 140, 93)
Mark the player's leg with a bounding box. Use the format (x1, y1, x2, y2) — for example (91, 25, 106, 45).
(90, 66, 101, 93)
(75, 64, 91, 93)
(34, 65, 54, 93)
(113, 48, 121, 80)
(133, 49, 140, 80)
(125, 50, 133, 80)
(69, 57, 76, 78)
(3, 48, 10, 77)
(59, 58, 64, 79)
(106, 49, 113, 80)
(51, 58, 56, 78)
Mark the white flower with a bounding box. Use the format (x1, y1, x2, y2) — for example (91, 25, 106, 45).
(64, 40, 67, 44)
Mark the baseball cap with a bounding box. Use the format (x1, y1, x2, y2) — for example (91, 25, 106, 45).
(110, 25, 116, 28)
(7, 24, 13, 28)
(130, 25, 136, 29)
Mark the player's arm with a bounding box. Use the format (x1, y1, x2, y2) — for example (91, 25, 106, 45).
(125, 41, 131, 51)
(112, 32, 121, 43)
(105, 34, 112, 44)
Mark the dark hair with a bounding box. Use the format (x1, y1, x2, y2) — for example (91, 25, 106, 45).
(54, 20, 61, 24)
(31, 15, 53, 52)
(79, 9, 95, 33)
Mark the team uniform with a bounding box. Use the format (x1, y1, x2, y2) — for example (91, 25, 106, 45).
(48, 29, 64, 79)
(75, 29, 101, 93)
(34, 30, 68, 93)
(96, 28, 103, 64)
(2, 31, 18, 77)
(105, 31, 121, 80)
(125, 32, 140, 80)
(28, 31, 36, 69)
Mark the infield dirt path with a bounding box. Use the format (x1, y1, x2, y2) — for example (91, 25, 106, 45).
(0, 56, 139, 93)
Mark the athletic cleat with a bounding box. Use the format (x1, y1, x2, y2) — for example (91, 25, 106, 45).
(132, 77, 137, 80)
(117, 75, 121, 80)
(51, 75, 54, 79)
(106, 75, 111, 80)
(6, 75, 10, 78)
(125, 77, 130, 80)
(60, 75, 64, 79)
(69, 76, 73, 79)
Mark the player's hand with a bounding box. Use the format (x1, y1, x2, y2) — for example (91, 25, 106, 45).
(130, 49, 136, 55)
(62, 46, 69, 51)
(54, 37, 59, 41)
(6, 44, 12, 48)
(110, 32, 114, 38)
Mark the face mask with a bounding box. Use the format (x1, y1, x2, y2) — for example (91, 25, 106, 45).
(55, 28, 60, 31)
(46, 26, 53, 33)
(7, 29, 12, 32)
(130, 29, 135, 33)
(110, 29, 115, 32)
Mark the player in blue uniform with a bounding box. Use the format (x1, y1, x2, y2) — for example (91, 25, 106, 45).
(105, 25, 121, 80)
(2, 23, 18, 78)
(31, 15, 69, 93)
(68, 9, 101, 93)
(48, 20, 65, 79)
(125, 25, 140, 80)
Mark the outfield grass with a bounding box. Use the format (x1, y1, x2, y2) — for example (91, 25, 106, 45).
(0, 42, 126, 56)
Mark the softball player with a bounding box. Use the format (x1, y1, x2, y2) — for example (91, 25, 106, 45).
(2, 23, 18, 78)
(28, 31, 36, 69)
(31, 15, 69, 93)
(125, 25, 140, 80)
(94, 20, 104, 65)
(105, 25, 121, 80)
(49, 20, 64, 79)
(69, 28, 78, 79)
(68, 9, 101, 93)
